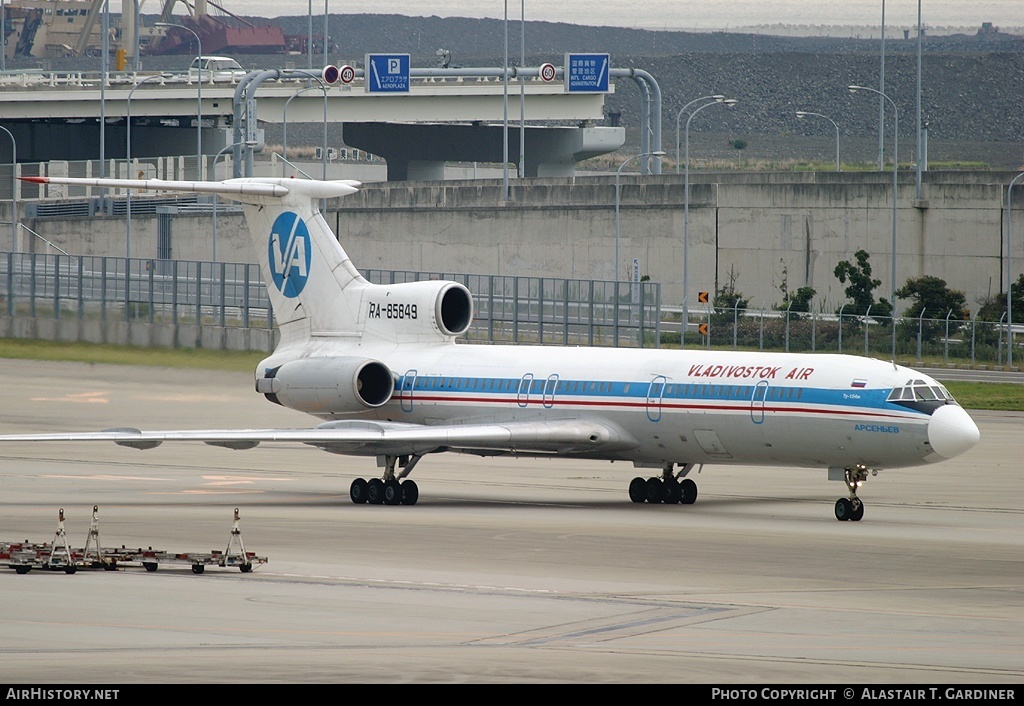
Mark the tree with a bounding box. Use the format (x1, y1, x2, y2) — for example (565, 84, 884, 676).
(710, 265, 748, 327)
(895, 276, 968, 321)
(894, 275, 968, 342)
(774, 261, 815, 318)
(977, 273, 1024, 324)
(834, 250, 892, 319)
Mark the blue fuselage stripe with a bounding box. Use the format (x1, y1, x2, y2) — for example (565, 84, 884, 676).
(395, 375, 919, 419)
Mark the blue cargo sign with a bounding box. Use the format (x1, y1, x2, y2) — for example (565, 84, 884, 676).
(564, 53, 610, 93)
(365, 53, 410, 93)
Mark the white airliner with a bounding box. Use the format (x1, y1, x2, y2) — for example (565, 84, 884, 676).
(3, 175, 980, 521)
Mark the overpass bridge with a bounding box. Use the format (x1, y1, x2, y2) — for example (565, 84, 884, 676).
(0, 66, 636, 180)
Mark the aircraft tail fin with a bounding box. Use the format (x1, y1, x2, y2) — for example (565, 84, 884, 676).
(21, 176, 368, 347)
(21, 176, 473, 352)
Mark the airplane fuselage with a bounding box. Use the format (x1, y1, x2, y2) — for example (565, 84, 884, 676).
(272, 342, 954, 471)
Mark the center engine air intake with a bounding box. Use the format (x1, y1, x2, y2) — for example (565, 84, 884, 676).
(363, 280, 474, 341)
(256, 357, 394, 415)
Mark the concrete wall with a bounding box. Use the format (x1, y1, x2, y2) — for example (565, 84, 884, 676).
(0, 315, 278, 352)
(14, 171, 1020, 317)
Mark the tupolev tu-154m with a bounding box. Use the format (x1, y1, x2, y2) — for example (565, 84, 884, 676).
(1, 174, 980, 521)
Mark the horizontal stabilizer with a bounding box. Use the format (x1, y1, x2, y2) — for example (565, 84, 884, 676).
(19, 176, 361, 201)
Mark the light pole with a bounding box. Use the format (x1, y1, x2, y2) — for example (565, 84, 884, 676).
(675, 94, 724, 174)
(502, 0, 509, 200)
(519, 0, 525, 179)
(126, 73, 172, 260)
(915, 0, 923, 200)
(1007, 172, 1024, 367)
(795, 111, 840, 172)
(849, 85, 898, 317)
(211, 140, 257, 262)
(877, 0, 887, 171)
(282, 80, 329, 178)
(0, 124, 16, 251)
(683, 98, 737, 329)
(155, 22, 202, 178)
(614, 150, 665, 281)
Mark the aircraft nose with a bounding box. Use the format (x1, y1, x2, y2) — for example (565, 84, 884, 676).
(927, 404, 980, 459)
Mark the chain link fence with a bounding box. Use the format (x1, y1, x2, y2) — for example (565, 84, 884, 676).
(0, 252, 663, 350)
(669, 307, 1019, 367)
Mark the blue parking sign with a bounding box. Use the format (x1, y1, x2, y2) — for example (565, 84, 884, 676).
(564, 53, 610, 93)
(365, 53, 411, 93)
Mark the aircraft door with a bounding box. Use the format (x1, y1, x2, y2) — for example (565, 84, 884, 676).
(750, 380, 768, 424)
(543, 374, 559, 409)
(517, 373, 534, 408)
(400, 369, 417, 413)
(647, 375, 666, 422)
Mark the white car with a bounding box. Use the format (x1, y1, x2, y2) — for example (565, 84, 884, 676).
(188, 56, 249, 81)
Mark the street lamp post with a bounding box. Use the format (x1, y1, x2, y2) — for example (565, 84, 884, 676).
(0, 124, 16, 251)
(849, 85, 898, 318)
(675, 95, 724, 174)
(683, 98, 738, 330)
(795, 111, 840, 172)
(307, 0, 313, 70)
(155, 22, 202, 178)
(126, 73, 171, 260)
(615, 150, 665, 281)
(282, 80, 329, 179)
(1007, 172, 1024, 367)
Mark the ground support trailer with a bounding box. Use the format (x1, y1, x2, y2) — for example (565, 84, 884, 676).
(3, 507, 266, 575)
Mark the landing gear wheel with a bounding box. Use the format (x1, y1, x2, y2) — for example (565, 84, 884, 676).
(680, 478, 698, 505)
(400, 480, 419, 506)
(383, 479, 403, 505)
(366, 478, 385, 505)
(837, 465, 870, 522)
(850, 500, 864, 522)
(662, 479, 682, 504)
(645, 477, 663, 503)
(628, 477, 647, 503)
(835, 497, 854, 521)
(350, 478, 369, 504)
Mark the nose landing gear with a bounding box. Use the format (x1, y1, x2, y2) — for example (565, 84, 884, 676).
(835, 465, 869, 521)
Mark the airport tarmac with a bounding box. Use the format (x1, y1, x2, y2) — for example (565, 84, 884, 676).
(0, 359, 1020, 684)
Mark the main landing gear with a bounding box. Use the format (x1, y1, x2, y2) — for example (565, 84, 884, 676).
(349, 454, 422, 506)
(834, 465, 869, 522)
(628, 463, 698, 505)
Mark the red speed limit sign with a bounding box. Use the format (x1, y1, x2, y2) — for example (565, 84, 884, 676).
(538, 63, 556, 82)
(338, 64, 356, 84)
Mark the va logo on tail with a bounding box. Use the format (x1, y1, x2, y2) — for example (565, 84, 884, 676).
(268, 212, 312, 298)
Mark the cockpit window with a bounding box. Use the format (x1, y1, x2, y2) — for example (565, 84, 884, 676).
(915, 386, 937, 401)
(887, 380, 960, 407)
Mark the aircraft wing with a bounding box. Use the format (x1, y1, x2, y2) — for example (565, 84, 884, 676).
(0, 419, 638, 457)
